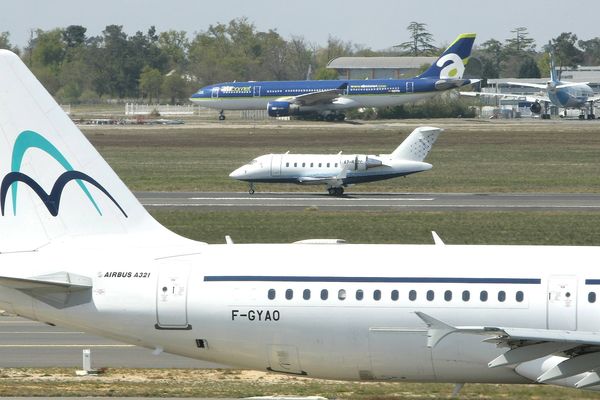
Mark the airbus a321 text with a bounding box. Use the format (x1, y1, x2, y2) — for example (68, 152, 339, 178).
(3, 49, 600, 395)
(229, 126, 442, 195)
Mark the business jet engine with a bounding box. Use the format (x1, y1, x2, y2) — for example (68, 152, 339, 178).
(341, 155, 383, 171)
(267, 101, 300, 117)
(530, 101, 542, 114)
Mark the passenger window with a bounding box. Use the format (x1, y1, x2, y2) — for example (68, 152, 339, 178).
(302, 162, 306, 167)
(589, 292, 597, 303)
(426, 290, 434, 301)
(335, 163, 338, 167)
(310, 163, 314, 167)
(285, 163, 289, 167)
(268, 289, 276, 300)
(480, 291, 488, 302)
(318, 163, 322, 167)
(294, 162, 297, 167)
(409, 290, 417, 301)
(338, 289, 347, 300)
(498, 291, 506, 302)
(516, 291, 524, 302)
(303, 289, 311, 300)
(462, 290, 470, 301)
(321, 289, 328, 300)
(444, 290, 452, 301)
(356, 289, 364, 300)
(373, 290, 381, 301)
(327, 163, 330, 167)
(285, 289, 293, 300)
(391, 290, 399, 301)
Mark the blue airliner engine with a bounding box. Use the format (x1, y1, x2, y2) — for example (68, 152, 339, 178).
(267, 100, 299, 117)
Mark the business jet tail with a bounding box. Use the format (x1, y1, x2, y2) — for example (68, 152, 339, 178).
(390, 126, 443, 162)
(417, 33, 476, 80)
(0, 50, 177, 252)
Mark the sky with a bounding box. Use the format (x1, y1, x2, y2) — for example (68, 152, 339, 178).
(2, 0, 598, 51)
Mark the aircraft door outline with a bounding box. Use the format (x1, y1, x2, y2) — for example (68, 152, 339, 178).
(547, 275, 577, 330)
(155, 266, 192, 330)
(253, 86, 261, 97)
(406, 82, 414, 93)
(211, 87, 219, 98)
(271, 154, 282, 176)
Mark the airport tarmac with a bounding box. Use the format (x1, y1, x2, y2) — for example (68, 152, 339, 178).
(0, 315, 226, 368)
(137, 191, 600, 212)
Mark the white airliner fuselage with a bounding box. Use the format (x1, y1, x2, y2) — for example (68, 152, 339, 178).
(0, 242, 595, 387)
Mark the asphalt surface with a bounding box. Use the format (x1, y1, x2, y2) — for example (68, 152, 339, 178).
(137, 191, 600, 211)
(0, 315, 226, 368)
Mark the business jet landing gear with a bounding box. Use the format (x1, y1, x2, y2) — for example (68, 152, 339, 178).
(327, 187, 344, 196)
(248, 182, 255, 195)
(218, 110, 226, 121)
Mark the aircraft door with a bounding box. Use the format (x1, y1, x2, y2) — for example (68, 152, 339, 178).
(406, 82, 414, 93)
(271, 154, 282, 176)
(156, 266, 192, 330)
(253, 86, 261, 97)
(211, 87, 219, 98)
(547, 276, 577, 330)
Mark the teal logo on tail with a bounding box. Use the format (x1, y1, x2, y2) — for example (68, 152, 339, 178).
(0, 130, 127, 217)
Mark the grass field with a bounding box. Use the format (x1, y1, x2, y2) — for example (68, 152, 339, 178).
(83, 119, 600, 193)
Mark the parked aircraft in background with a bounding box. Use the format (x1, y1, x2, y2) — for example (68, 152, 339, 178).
(229, 126, 442, 195)
(8, 49, 600, 395)
(462, 56, 600, 119)
(190, 33, 477, 121)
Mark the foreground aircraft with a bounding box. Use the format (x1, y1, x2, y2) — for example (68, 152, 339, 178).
(190, 33, 477, 121)
(6, 49, 600, 394)
(229, 126, 442, 195)
(462, 56, 600, 119)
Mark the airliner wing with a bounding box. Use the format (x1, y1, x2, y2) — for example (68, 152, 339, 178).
(280, 83, 348, 106)
(416, 312, 600, 385)
(460, 91, 550, 103)
(506, 82, 547, 89)
(297, 168, 348, 186)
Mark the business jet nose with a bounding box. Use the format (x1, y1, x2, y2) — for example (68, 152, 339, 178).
(229, 167, 245, 179)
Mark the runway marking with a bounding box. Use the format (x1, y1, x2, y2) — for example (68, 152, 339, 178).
(0, 344, 134, 348)
(187, 197, 435, 201)
(144, 203, 600, 209)
(0, 331, 84, 334)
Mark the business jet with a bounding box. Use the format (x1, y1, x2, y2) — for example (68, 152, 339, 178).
(229, 126, 441, 195)
(4, 49, 600, 395)
(190, 33, 477, 121)
(462, 56, 600, 119)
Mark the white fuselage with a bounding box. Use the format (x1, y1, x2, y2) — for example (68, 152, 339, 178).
(1, 240, 597, 387)
(229, 153, 432, 186)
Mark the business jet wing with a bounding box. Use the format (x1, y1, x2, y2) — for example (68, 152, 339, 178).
(279, 83, 348, 106)
(506, 81, 548, 89)
(460, 91, 550, 103)
(297, 168, 348, 186)
(416, 312, 600, 386)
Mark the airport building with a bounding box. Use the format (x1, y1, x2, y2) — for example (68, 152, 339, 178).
(327, 56, 436, 80)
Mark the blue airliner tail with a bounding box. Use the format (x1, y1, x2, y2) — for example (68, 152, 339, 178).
(418, 33, 476, 79)
(549, 54, 559, 83)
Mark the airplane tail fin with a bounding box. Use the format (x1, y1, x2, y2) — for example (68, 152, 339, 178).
(417, 33, 476, 79)
(549, 53, 559, 83)
(0, 50, 178, 252)
(390, 126, 443, 161)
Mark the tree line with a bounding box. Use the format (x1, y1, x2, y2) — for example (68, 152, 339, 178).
(0, 20, 599, 105)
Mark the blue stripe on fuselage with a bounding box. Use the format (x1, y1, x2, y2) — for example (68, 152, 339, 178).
(191, 79, 443, 99)
(204, 276, 541, 284)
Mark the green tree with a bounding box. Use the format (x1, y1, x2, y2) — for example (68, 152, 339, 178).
(477, 39, 505, 78)
(518, 57, 541, 78)
(0, 31, 19, 54)
(139, 66, 163, 102)
(396, 22, 437, 56)
(550, 32, 584, 72)
(505, 27, 536, 54)
(161, 72, 187, 104)
(159, 30, 189, 70)
(578, 37, 600, 65)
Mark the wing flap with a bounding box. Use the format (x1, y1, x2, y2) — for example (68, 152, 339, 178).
(282, 83, 348, 106)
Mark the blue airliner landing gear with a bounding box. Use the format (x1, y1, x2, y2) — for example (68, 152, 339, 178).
(248, 182, 255, 195)
(327, 187, 344, 196)
(587, 102, 596, 120)
(218, 110, 226, 121)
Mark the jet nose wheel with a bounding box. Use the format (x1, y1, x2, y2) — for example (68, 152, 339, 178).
(248, 183, 255, 195)
(327, 187, 344, 196)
